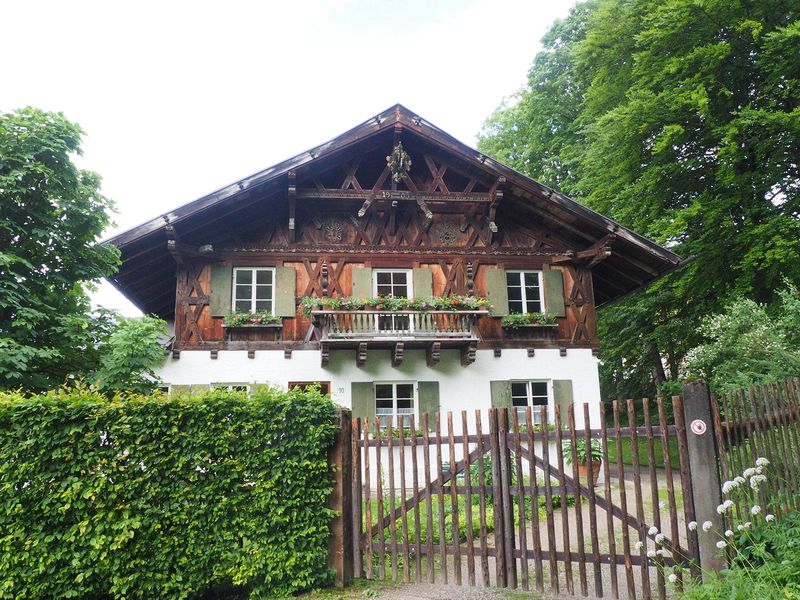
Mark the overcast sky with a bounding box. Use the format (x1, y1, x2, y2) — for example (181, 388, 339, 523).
(3, 0, 575, 315)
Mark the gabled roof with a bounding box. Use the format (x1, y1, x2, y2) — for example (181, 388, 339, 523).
(106, 104, 681, 317)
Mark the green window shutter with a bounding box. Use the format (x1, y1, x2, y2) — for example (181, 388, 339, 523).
(210, 265, 233, 316)
(169, 384, 192, 396)
(490, 380, 512, 409)
(485, 268, 509, 316)
(412, 268, 433, 299)
(543, 269, 566, 317)
(351, 382, 375, 425)
(417, 381, 440, 432)
(351, 267, 373, 298)
(553, 379, 574, 419)
(274, 266, 296, 317)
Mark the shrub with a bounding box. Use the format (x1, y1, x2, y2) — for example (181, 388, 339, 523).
(0, 386, 338, 598)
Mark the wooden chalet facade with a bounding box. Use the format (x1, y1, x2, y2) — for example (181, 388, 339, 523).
(106, 105, 680, 428)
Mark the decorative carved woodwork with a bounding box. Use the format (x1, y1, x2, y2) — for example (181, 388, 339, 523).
(210, 349, 218, 359)
(426, 342, 441, 367)
(177, 261, 208, 346)
(357, 342, 368, 366)
(172, 349, 180, 359)
(493, 348, 502, 357)
(320, 341, 330, 366)
(559, 347, 567, 357)
(466, 261, 475, 296)
(527, 348, 536, 357)
(461, 341, 477, 366)
(392, 342, 404, 367)
(247, 350, 255, 359)
(284, 349, 292, 359)
(288, 171, 297, 243)
(567, 266, 594, 344)
(321, 262, 329, 297)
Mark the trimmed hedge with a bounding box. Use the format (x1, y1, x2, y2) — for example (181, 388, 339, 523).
(0, 386, 338, 599)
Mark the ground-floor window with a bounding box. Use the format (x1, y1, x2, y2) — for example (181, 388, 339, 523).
(511, 380, 549, 425)
(212, 383, 251, 393)
(375, 382, 415, 429)
(288, 381, 331, 395)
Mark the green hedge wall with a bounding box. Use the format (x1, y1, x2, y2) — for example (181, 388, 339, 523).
(0, 387, 338, 599)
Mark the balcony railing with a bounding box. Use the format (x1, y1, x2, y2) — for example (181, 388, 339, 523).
(311, 310, 488, 340)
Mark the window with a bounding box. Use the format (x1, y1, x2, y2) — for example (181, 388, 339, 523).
(373, 269, 414, 332)
(212, 383, 251, 393)
(233, 267, 275, 313)
(373, 269, 412, 298)
(288, 381, 331, 395)
(511, 381, 549, 425)
(375, 382, 415, 429)
(506, 270, 543, 314)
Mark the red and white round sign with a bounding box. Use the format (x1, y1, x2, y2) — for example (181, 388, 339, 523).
(690, 419, 707, 435)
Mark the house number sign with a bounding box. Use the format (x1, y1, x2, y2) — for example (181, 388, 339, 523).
(690, 419, 707, 436)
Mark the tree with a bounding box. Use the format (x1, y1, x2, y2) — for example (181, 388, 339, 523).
(94, 316, 168, 395)
(479, 0, 800, 398)
(686, 282, 800, 391)
(0, 108, 120, 390)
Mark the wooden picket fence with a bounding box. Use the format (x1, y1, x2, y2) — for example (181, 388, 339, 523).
(713, 378, 800, 520)
(322, 377, 800, 596)
(349, 399, 700, 599)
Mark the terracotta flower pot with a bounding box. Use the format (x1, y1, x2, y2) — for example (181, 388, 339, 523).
(577, 460, 602, 486)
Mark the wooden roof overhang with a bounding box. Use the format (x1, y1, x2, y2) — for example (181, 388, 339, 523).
(105, 104, 681, 318)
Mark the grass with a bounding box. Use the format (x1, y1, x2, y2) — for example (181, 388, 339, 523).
(605, 435, 681, 470)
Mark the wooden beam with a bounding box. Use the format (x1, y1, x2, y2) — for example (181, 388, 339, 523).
(300, 188, 491, 203)
(426, 342, 441, 367)
(357, 342, 368, 367)
(288, 171, 296, 243)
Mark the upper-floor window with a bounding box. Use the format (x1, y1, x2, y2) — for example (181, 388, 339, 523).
(373, 269, 413, 298)
(233, 267, 275, 313)
(511, 380, 549, 425)
(506, 270, 543, 314)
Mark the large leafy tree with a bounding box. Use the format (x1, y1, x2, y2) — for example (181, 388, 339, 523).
(0, 108, 120, 390)
(479, 0, 800, 397)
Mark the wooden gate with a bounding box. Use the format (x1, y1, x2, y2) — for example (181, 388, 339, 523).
(351, 399, 700, 598)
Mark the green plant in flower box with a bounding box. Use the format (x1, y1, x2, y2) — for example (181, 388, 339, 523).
(223, 310, 281, 327)
(501, 311, 557, 328)
(299, 294, 492, 315)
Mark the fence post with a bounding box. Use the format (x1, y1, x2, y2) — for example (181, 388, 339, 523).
(328, 407, 353, 587)
(681, 380, 726, 578)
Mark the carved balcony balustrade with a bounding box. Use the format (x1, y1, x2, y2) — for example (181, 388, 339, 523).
(311, 309, 487, 367)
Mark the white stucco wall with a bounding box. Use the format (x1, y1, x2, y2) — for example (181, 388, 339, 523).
(158, 347, 603, 428)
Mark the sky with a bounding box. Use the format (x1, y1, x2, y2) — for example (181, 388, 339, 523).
(2, 0, 576, 315)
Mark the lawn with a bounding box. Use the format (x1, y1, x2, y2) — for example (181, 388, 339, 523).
(605, 435, 681, 471)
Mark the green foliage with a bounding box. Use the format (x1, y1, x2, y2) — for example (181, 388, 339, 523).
(500, 311, 557, 328)
(0, 386, 338, 598)
(478, 0, 800, 399)
(681, 512, 800, 599)
(685, 281, 800, 391)
(299, 295, 492, 314)
(0, 107, 120, 391)
(93, 315, 169, 395)
(223, 310, 281, 327)
(562, 438, 602, 465)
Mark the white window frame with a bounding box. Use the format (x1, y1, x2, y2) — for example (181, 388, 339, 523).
(232, 267, 276, 313)
(506, 270, 544, 314)
(510, 380, 551, 425)
(374, 381, 416, 429)
(372, 268, 414, 298)
(372, 268, 414, 333)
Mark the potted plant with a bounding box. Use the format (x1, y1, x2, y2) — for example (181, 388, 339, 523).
(563, 438, 603, 486)
(223, 310, 282, 328)
(500, 311, 558, 329)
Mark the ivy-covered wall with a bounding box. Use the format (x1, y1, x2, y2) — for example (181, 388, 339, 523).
(0, 387, 337, 599)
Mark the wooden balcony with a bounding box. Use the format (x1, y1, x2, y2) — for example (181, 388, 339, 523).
(311, 310, 487, 367)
